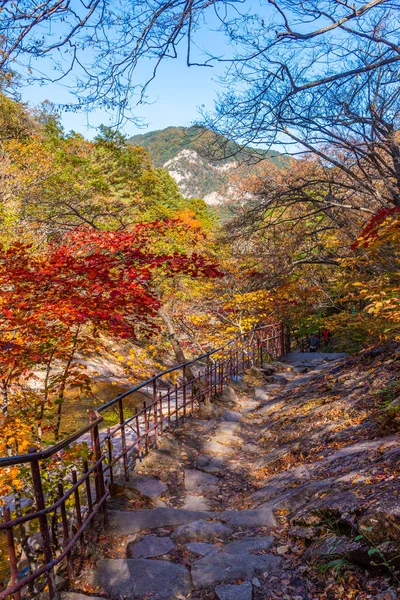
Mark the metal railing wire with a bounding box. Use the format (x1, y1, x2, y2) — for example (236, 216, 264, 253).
(0, 322, 290, 600)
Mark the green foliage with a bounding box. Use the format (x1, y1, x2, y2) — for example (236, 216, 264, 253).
(128, 125, 288, 201)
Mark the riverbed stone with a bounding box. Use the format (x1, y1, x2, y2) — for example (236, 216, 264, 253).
(215, 582, 253, 600)
(95, 558, 192, 599)
(171, 519, 232, 543)
(108, 508, 211, 535)
(127, 535, 175, 558)
(191, 552, 281, 587)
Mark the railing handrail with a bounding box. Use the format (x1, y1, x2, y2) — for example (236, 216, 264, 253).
(0, 323, 282, 468)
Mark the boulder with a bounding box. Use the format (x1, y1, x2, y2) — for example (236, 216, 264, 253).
(357, 496, 400, 543)
(218, 386, 239, 406)
(304, 535, 371, 566)
(111, 475, 167, 500)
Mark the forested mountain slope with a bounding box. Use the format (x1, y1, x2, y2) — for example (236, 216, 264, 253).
(128, 126, 287, 204)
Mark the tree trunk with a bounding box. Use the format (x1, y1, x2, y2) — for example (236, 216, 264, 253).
(158, 308, 196, 382)
(389, 129, 400, 207)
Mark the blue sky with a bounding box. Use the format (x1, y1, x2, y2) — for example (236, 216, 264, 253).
(18, 14, 230, 139)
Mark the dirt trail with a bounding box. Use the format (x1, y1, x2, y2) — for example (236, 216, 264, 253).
(65, 351, 400, 600)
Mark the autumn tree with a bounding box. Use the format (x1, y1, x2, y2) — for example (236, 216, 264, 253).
(0, 221, 221, 449)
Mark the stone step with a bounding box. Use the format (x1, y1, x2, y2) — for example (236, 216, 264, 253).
(108, 507, 213, 535)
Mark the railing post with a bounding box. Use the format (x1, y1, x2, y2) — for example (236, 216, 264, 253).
(106, 428, 113, 486)
(3, 507, 21, 600)
(205, 357, 211, 407)
(89, 412, 107, 524)
(182, 377, 187, 420)
(28, 448, 57, 599)
(135, 409, 142, 460)
(118, 397, 128, 481)
(159, 392, 164, 435)
(143, 401, 149, 452)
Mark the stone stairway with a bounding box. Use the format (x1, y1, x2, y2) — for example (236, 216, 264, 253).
(62, 353, 347, 600)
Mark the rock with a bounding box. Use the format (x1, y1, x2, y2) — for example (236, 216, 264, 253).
(270, 361, 293, 372)
(288, 526, 319, 541)
(94, 558, 192, 599)
(375, 588, 398, 599)
(108, 508, 211, 535)
(138, 437, 180, 471)
(243, 367, 265, 386)
(253, 448, 290, 470)
(293, 366, 308, 374)
(254, 388, 270, 402)
(304, 535, 371, 566)
(220, 507, 276, 528)
(259, 366, 275, 376)
(183, 495, 214, 511)
(388, 397, 400, 409)
(171, 519, 232, 543)
(184, 469, 219, 496)
(197, 453, 211, 467)
(203, 440, 235, 456)
(221, 410, 242, 422)
(191, 551, 281, 587)
(241, 443, 259, 454)
(257, 427, 274, 440)
(127, 535, 175, 558)
(218, 386, 239, 405)
(112, 475, 167, 500)
(213, 433, 242, 447)
(187, 542, 218, 556)
(215, 581, 253, 600)
(238, 399, 260, 412)
(256, 399, 284, 416)
(28, 532, 43, 553)
(376, 542, 400, 567)
(61, 595, 104, 600)
(223, 537, 273, 554)
(203, 456, 226, 473)
(217, 422, 240, 435)
(264, 375, 288, 385)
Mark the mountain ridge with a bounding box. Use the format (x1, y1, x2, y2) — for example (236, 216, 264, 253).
(128, 126, 286, 204)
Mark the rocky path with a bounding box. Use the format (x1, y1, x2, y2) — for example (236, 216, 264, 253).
(64, 352, 400, 600)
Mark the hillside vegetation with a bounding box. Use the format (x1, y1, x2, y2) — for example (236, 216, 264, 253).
(128, 126, 287, 202)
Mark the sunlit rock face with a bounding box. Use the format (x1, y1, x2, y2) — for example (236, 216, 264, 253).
(128, 126, 286, 206)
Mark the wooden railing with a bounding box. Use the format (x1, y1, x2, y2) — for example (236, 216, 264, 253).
(0, 322, 290, 600)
